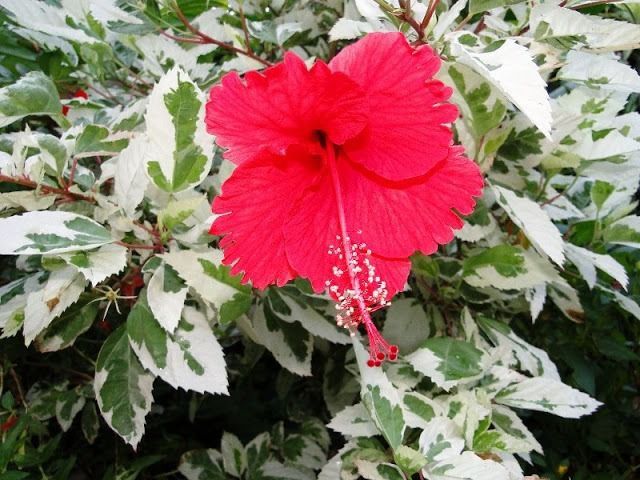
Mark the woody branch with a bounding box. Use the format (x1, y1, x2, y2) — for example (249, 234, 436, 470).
(162, 1, 272, 67)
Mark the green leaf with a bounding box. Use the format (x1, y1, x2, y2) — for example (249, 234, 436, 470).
(472, 430, 506, 452)
(469, 0, 525, 15)
(23, 267, 86, 345)
(463, 245, 557, 291)
(532, 3, 640, 50)
(407, 338, 487, 391)
(262, 461, 317, 479)
(603, 216, 640, 248)
(111, 455, 163, 480)
(590, 180, 615, 211)
(445, 390, 493, 448)
(248, 299, 313, 376)
(393, 445, 427, 475)
(179, 449, 226, 480)
(127, 292, 168, 368)
(221, 432, 246, 477)
(248, 19, 302, 45)
(356, 460, 406, 480)
(424, 338, 486, 380)
(449, 64, 507, 138)
(58, 244, 128, 286)
(300, 418, 331, 452)
(382, 298, 430, 354)
(541, 149, 581, 170)
(0, 212, 112, 255)
(35, 302, 99, 352)
(329, 18, 375, 41)
(418, 417, 464, 463)
(0, 71, 63, 127)
(0, 416, 29, 471)
(403, 392, 440, 429)
(157, 196, 207, 231)
(145, 67, 214, 193)
(161, 249, 250, 323)
(0, 190, 57, 213)
(428, 451, 510, 479)
(0, 272, 46, 339)
(450, 36, 552, 137)
(594, 335, 640, 361)
(94, 325, 155, 448)
(353, 340, 405, 450)
(282, 433, 327, 470)
(496, 377, 602, 418)
(127, 293, 229, 395)
(246, 432, 271, 474)
(477, 316, 560, 380)
(491, 405, 542, 454)
(26, 382, 66, 421)
(327, 403, 378, 438)
(38, 134, 68, 176)
(548, 282, 585, 323)
(498, 126, 544, 161)
(55, 387, 86, 432)
(492, 185, 565, 266)
(147, 263, 188, 333)
(74, 124, 128, 157)
(270, 289, 350, 344)
(114, 135, 150, 218)
(1, 392, 15, 410)
(81, 402, 100, 445)
(463, 245, 526, 278)
(0, 471, 30, 480)
(558, 50, 640, 93)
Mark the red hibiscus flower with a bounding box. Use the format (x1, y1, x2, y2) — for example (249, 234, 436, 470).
(205, 32, 483, 366)
(1, 414, 17, 432)
(72, 88, 89, 99)
(62, 88, 90, 116)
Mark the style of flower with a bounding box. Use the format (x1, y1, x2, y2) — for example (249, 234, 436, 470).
(205, 32, 483, 366)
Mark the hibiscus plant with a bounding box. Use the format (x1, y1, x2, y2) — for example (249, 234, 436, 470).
(0, 1, 639, 479)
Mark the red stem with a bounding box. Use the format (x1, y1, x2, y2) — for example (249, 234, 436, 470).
(115, 240, 161, 251)
(67, 157, 78, 188)
(0, 174, 95, 203)
(398, 0, 425, 41)
(473, 17, 486, 34)
(540, 190, 566, 207)
(420, 0, 441, 31)
(133, 220, 161, 238)
(238, 4, 254, 54)
(171, 2, 272, 67)
(160, 31, 205, 44)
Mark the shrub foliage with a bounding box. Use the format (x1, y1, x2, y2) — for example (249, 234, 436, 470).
(0, 1, 639, 479)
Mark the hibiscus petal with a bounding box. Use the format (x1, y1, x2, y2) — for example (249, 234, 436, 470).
(283, 171, 411, 297)
(206, 52, 368, 165)
(340, 147, 484, 259)
(330, 32, 459, 181)
(367, 253, 411, 298)
(211, 147, 321, 289)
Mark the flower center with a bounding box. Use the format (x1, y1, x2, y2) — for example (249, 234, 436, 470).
(324, 142, 398, 367)
(313, 129, 328, 149)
